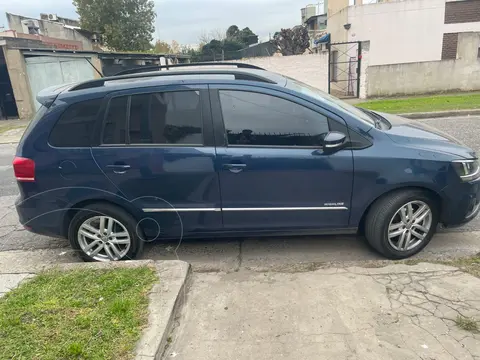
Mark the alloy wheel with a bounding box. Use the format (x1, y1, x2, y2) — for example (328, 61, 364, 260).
(387, 200, 432, 252)
(77, 216, 131, 261)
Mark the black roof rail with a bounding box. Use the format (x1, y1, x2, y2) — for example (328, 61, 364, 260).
(69, 69, 275, 91)
(114, 62, 265, 76)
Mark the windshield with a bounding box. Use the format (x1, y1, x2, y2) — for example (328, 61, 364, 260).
(286, 78, 375, 126)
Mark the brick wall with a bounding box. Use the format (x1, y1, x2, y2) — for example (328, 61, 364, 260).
(445, 0, 480, 24)
(441, 33, 459, 59)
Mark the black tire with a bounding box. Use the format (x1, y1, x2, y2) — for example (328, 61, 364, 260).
(364, 189, 439, 259)
(68, 203, 144, 262)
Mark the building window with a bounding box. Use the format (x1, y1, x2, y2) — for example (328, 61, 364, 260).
(441, 33, 459, 60)
(349, 0, 355, 5)
(445, 0, 480, 24)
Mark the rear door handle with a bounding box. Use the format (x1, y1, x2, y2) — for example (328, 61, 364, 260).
(223, 163, 246, 173)
(107, 164, 131, 174)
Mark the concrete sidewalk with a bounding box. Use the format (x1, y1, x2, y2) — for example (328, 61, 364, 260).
(167, 263, 480, 360)
(0, 272, 34, 297)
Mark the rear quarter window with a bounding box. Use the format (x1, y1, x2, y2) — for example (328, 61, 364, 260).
(18, 105, 48, 146)
(49, 99, 103, 147)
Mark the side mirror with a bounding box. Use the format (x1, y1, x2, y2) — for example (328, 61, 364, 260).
(324, 131, 347, 151)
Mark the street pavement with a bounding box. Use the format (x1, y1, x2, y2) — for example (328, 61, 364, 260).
(0, 116, 479, 270)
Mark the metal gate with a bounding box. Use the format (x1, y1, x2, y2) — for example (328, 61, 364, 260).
(328, 41, 361, 99)
(25, 55, 96, 111)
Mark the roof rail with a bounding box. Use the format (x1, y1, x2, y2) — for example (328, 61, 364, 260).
(69, 69, 275, 91)
(114, 62, 265, 76)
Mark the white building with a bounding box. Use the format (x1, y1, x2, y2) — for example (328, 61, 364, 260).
(327, 0, 480, 65)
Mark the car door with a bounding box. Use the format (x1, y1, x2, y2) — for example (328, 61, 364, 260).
(91, 85, 222, 240)
(210, 85, 354, 231)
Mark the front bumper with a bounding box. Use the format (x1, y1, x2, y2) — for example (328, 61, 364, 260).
(440, 177, 480, 227)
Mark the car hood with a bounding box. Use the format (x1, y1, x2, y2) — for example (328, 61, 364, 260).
(376, 111, 476, 159)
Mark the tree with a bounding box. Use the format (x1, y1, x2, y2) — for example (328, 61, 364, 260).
(238, 27, 258, 46)
(202, 39, 224, 54)
(73, 0, 156, 51)
(210, 28, 226, 41)
(198, 28, 225, 45)
(226, 25, 240, 39)
(170, 40, 181, 54)
(154, 40, 171, 53)
(273, 26, 310, 56)
(225, 25, 258, 47)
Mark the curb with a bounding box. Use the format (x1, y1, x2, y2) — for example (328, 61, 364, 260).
(399, 108, 480, 119)
(135, 260, 191, 360)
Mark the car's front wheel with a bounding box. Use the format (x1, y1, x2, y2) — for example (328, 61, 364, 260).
(68, 203, 143, 262)
(365, 189, 439, 259)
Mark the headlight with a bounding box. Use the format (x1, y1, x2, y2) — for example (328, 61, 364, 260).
(452, 159, 480, 182)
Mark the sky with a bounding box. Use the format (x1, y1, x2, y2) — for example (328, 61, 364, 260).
(0, 0, 318, 45)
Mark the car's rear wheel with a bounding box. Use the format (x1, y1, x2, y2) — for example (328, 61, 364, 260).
(365, 189, 439, 259)
(68, 203, 143, 262)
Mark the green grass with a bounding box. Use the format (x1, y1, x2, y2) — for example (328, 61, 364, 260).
(455, 315, 479, 333)
(357, 93, 480, 114)
(0, 267, 157, 360)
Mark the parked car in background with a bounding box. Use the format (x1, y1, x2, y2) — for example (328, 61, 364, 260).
(13, 63, 480, 261)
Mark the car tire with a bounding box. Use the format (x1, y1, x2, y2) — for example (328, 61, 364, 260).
(68, 203, 144, 262)
(364, 189, 439, 259)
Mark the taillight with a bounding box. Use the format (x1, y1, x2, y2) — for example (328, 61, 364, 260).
(13, 156, 35, 182)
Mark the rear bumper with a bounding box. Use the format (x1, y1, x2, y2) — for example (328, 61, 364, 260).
(15, 195, 67, 238)
(440, 178, 480, 227)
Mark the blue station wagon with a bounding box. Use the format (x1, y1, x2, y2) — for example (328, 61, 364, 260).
(13, 63, 480, 261)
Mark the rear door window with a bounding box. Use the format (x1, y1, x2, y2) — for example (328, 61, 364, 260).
(103, 97, 128, 144)
(129, 91, 203, 145)
(101, 91, 203, 146)
(49, 98, 102, 147)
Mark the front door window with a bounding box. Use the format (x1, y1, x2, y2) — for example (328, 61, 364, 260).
(219, 90, 330, 147)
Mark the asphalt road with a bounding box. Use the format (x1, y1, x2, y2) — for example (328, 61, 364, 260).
(1, 115, 480, 270)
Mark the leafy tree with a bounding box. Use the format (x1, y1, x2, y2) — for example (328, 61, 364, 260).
(238, 27, 258, 46)
(202, 39, 224, 54)
(226, 25, 240, 39)
(73, 0, 156, 51)
(223, 40, 243, 53)
(225, 25, 258, 47)
(273, 26, 310, 56)
(154, 40, 171, 53)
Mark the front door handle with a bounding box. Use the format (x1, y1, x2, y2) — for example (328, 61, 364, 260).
(107, 164, 131, 174)
(223, 163, 246, 173)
